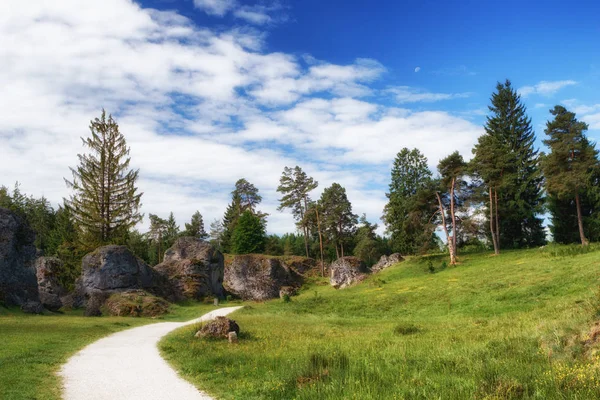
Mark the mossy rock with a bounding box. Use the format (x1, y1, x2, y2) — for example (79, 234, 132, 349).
(104, 290, 170, 317)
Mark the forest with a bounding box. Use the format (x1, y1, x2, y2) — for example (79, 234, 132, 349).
(1, 79, 599, 289)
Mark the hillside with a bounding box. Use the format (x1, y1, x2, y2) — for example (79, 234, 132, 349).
(161, 247, 600, 399)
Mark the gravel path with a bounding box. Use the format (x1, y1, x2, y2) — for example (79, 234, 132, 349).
(59, 306, 243, 400)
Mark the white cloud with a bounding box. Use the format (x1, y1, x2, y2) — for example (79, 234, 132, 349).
(387, 86, 471, 103)
(414, 67, 421, 73)
(194, 0, 237, 16)
(518, 80, 577, 97)
(0, 0, 482, 236)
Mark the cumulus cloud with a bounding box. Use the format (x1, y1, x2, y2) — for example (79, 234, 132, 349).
(518, 80, 577, 97)
(387, 86, 471, 103)
(0, 0, 482, 235)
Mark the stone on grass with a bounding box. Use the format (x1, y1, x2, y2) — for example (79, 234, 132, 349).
(104, 290, 170, 317)
(154, 238, 224, 301)
(330, 256, 368, 289)
(195, 316, 240, 339)
(228, 331, 238, 343)
(20, 300, 44, 314)
(371, 253, 404, 273)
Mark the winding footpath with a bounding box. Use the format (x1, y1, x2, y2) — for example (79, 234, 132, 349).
(59, 306, 243, 400)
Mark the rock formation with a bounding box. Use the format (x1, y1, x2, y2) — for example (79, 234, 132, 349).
(35, 256, 68, 311)
(224, 254, 300, 301)
(371, 253, 404, 273)
(330, 256, 368, 289)
(153, 237, 224, 300)
(0, 208, 41, 309)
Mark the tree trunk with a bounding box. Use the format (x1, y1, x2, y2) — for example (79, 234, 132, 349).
(436, 192, 455, 265)
(489, 187, 499, 255)
(315, 206, 325, 277)
(494, 188, 500, 254)
(449, 177, 458, 264)
(575, 193, 589, 246)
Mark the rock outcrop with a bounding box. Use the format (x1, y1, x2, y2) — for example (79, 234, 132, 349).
(371, 253, 404, 273)
(35, 256, 67, 311)
(0, 208, 40, 308)
(79, 245, 171, 314)
(224, 255, 300, 301)
(195, 316, 240, 339)
(104, 290, 170, 317)
(153, 237, 224, 300)
(330, 256, 368, 289)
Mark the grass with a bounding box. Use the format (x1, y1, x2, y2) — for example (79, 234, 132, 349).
(0, 301, 219, 400)
(160, 247, 600, 399)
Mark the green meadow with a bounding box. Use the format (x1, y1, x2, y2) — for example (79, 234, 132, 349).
(160, 246, 600, 399)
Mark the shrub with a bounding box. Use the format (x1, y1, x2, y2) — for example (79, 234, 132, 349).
(104, 291, 170, 317)
(394, 323, 421, 335)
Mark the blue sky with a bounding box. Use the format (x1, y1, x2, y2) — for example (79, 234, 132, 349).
(1, 0, 599, 235)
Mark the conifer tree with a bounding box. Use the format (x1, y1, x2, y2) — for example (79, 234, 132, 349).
(164, 212, 180, 249)
(209, 219, 224, 250)
(318, 183, 358, 258)
(541, 106, 600, 246)
(148, 214, 167, 264)
(382, 148, 433, 254)
(65, 110, 142, 249)
(231, 210, 266, 254)
(182, 211, 208, 239)
(277, 166, 318, 257)
(473, 80, 545, 249)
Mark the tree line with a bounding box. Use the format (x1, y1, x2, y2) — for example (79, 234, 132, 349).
(1, 79, 599, 284)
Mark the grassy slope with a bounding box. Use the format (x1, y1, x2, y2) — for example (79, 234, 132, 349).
(0, 302, 218, 400)
(161, 248, 600, 399)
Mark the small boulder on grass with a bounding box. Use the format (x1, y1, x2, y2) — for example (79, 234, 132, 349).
(195, 316, 240, 339)
(104, 290, 170, 318)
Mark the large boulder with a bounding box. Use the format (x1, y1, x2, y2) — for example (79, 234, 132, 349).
(330, 256, 368, 289)
(195, 316, 240, 339)
(224, 255, 300, 301)
(80, 245, 170, 309)
(0, 208, 40, 307)
(153, 237, 224, 300)
(35, 256, 67, 311)
(371, 253, 404, 273)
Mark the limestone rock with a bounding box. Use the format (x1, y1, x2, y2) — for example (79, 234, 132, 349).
(371, 253, 404, 273)
(79, 245, 172, 311)
(195, 316, 240, 339)
(0, 208, 40, 306)
(154, 238, 224, 301)
(224, 255, 300, 301)
(35, 256, 67, 311)
(330, 257, 368, 289)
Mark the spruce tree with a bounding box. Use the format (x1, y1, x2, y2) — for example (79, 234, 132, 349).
(148, 214, 167, 264)
(318, 183, 358, 258)
(164, 212, 180, 249)
(231, 210, 266, 254)
(475, 80, 545, 249)
(65, 110, 142, 249)
(541, 106, 600, 246)
(277, 166, 318, 257)
(182, 211, 208, 239)
(382, 148, 433, 254)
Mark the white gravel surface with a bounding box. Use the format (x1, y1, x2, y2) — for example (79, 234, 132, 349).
(59, 306, 243, 400)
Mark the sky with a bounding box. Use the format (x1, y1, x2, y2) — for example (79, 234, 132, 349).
(1, 0, 600, 236)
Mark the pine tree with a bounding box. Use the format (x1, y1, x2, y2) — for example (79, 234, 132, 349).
(318, 183, 358, 258)
(231, 210, 266, 254)
(436, 152, 467, 265)
(65, 110, 142, 249)
(148, 214, 167, 264)
(382, 148, 434, 254)
(164, 212, 180, 249)
(541, 106, 600, 246)
(277, 166, 318, 257)
(220, 193, 242, 253)
(474, 80, 545, 249)
(182, 211, 208, 239)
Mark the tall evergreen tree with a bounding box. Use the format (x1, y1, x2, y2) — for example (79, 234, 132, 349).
(65, 110, 142, 249)
(231, 210, 266, 254)
(382, 148, 434, 254)
(182, 211, 208, 239)
(148, 214, 167, 264)
(474, 80, 545, 249)
(318, 183, 358, 258)
(277, 166, 318, 257)
(164, 212, 179, 249)
(541, 105, 600, 246)
(354, 214, 382, 266)
(220, 193, 242, 253)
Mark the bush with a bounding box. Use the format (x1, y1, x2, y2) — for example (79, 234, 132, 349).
(394, 323, 421, 335)
(104, 291, 170, 317)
